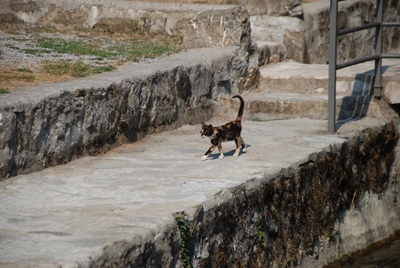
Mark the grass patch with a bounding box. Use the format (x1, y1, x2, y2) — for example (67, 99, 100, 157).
(17, 67, 33, 73)
(0, 24, 182, 90)
(0, 69, 35, 83)
(113, 40, 179, 61)
(0, 88, 10, 94)
(37, 37, 180, 61)
(38, 38, 117, 58)
(43, 60, 115, 77)
(23, 48, 51, 55)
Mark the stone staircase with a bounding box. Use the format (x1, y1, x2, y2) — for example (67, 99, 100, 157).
(239, 60, 378, 123)
(243, 0, 400, 125)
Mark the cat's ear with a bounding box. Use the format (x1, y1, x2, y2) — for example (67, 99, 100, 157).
(208, 124, 213, 128)
(201, 122, 206, 126)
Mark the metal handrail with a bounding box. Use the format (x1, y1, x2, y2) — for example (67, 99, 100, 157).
(328, 0, 400, 132)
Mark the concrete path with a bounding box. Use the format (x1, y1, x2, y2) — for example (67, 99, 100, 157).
(0, 114, 386, 267)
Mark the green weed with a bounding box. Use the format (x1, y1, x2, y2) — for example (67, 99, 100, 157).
(43, 60, 115, 77)
(258, 227, 267, 249)
(17, 67, 33, 73)
(175, 214, 195, 268)
(0, 88, 10, 94)
(38, 38, 116, 58)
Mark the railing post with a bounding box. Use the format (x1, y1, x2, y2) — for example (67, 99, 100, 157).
(374, 0, 383, 98)
(328, 0, 338, 133)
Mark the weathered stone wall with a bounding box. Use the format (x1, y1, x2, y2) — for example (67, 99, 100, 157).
(0, 0, 249, 50)
(251, 0, 400, 64)
(87, 121, 400, 267)
(302, 0, 400, 64)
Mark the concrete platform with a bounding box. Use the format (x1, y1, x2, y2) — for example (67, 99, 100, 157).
(0, 115, 386, 267)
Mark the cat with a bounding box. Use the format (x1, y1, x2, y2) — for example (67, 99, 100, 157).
(200, 95, 246, 160)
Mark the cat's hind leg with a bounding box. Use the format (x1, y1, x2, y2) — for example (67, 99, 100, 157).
(240, 137, 246, 153)
(233, 137, 243, 157)
(217, 142, 224, 159)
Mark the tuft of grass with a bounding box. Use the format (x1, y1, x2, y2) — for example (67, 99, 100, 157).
(37, 37, 179, 61)
(17, 67, 33, 73)
(43, 60, 115, 77)
(0, 88, 10, 94)
(38, 38, 117, 58)
(113, 40, 179, 61)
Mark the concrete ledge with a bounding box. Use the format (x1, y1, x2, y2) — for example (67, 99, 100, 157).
(0, 46, 258, 180)
(0, 118, 399, 267)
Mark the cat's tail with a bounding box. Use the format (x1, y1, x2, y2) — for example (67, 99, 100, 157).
(233, 95, 244, 121)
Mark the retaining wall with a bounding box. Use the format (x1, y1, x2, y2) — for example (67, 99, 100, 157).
(89, 121, 400, 267)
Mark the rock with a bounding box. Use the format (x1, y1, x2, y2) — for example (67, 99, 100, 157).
(242, 0, 303, 17)
(383, 81, 400, 104)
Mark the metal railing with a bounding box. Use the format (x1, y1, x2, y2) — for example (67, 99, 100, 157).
(328, 0, 400, 132)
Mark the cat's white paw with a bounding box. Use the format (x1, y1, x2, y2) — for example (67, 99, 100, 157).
(242, 148, 247, 153)
(219, 155, 225, 159)
(201, 155, 209, 161)
(233, 154, 239, 157)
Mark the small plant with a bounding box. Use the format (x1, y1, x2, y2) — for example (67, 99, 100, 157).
(175, 214, 196, 268)
(258, 227, 267, 249)
(0, 88, 10, 94)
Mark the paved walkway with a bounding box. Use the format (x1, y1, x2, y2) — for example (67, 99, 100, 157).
(0, 114, 386, 267)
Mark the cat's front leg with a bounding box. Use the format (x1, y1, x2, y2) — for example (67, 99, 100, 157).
(202, 145, 216, 161)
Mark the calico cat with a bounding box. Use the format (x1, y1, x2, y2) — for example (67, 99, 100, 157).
(200, 95, 246, 160)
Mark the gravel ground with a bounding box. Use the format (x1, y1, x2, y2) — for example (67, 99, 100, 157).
(0, 30, 105, 68)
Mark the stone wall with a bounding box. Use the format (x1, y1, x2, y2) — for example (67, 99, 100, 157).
(302, 0, 400, 64)
(87, 121, 400, 267)
(250, 0, 400, 64)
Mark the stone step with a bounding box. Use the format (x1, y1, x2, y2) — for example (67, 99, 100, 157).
(255, 41, 287, 66)
(257, 60, 376, 96)
(236, 59, 400, 122)
(233, 91, 374, 121)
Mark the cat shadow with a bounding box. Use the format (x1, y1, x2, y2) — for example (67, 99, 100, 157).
(209, 144, 251, 159)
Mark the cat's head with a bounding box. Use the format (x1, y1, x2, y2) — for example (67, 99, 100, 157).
(200, 122, 213, 137)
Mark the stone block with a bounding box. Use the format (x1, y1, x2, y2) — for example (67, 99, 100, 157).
(241, 0, 303, 16)
(383, 81, 400, 104)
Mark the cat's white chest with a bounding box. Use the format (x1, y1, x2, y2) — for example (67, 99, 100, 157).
(207, 133, 217, 139)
